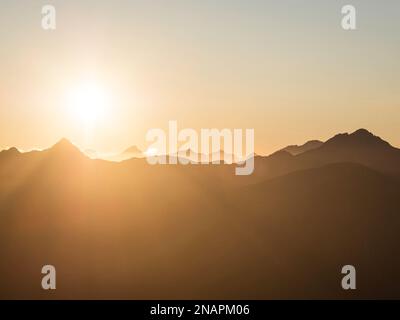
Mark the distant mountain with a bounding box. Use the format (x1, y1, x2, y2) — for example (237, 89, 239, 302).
(0, 147, 20, 159)
(0, 139, 85, 174)
(324, 128, 391, 148)
(99, 145, 144, 162)
(47, 138, 82, 154)
(84, 149, 98, 159)
(39, 139, 87, 165)
(2, 129, 400, 299)
(281, 140, 323, 155)
(253, 128, 400, 181)
(109, 145, 144, 161)
(176, 148, 238, 164)
(295, 128, 400, 173)
(123, 145, 142, 155)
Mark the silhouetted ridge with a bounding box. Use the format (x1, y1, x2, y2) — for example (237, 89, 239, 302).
(353, 128, 374, 137)
(324, 128, 391, 148)
(268, 149, 294, 159)
(0, 147, 20, 159)
(1, 147, 20, 154)
(49, 138, 83, 157)
(123, 145, 142, 154)
(3, 128, 400, 299)
(282, 140, 323, 155)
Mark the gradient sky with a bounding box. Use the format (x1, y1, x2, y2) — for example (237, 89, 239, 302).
(1, 0, 399, 155)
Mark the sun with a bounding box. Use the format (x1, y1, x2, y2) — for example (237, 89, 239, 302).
(67, 82, 111, 125)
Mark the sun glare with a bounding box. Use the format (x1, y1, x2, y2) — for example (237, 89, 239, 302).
(67, 82, 111, 125)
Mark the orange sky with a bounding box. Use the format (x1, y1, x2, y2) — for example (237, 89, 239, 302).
(1, 0, 399, 155)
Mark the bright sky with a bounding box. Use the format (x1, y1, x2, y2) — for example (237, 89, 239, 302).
(0, 0, 399, 154)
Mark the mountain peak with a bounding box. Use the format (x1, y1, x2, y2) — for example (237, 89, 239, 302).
(325, 129, 391, 148)
(282, 140, 323, 155)
(123, 145, 142, 154)
(0, 146, 20, 158)
(53, 138, 74, 148)
(352, 128, 373, 137)
(49, 138, 83, 156)
(5, 147, 20, 154)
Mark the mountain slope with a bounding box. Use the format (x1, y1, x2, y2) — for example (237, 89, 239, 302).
(234, 162, 400, 298)
(281, 140, 323, 155)
(252, 129, 400, 182)
(1, 131, 400, 299)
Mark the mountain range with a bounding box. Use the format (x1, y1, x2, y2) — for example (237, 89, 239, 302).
(281, 139, 323, 155)
(1, 128, 400, 299)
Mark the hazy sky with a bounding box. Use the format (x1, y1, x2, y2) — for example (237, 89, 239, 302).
(1, 0, 399, 154)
